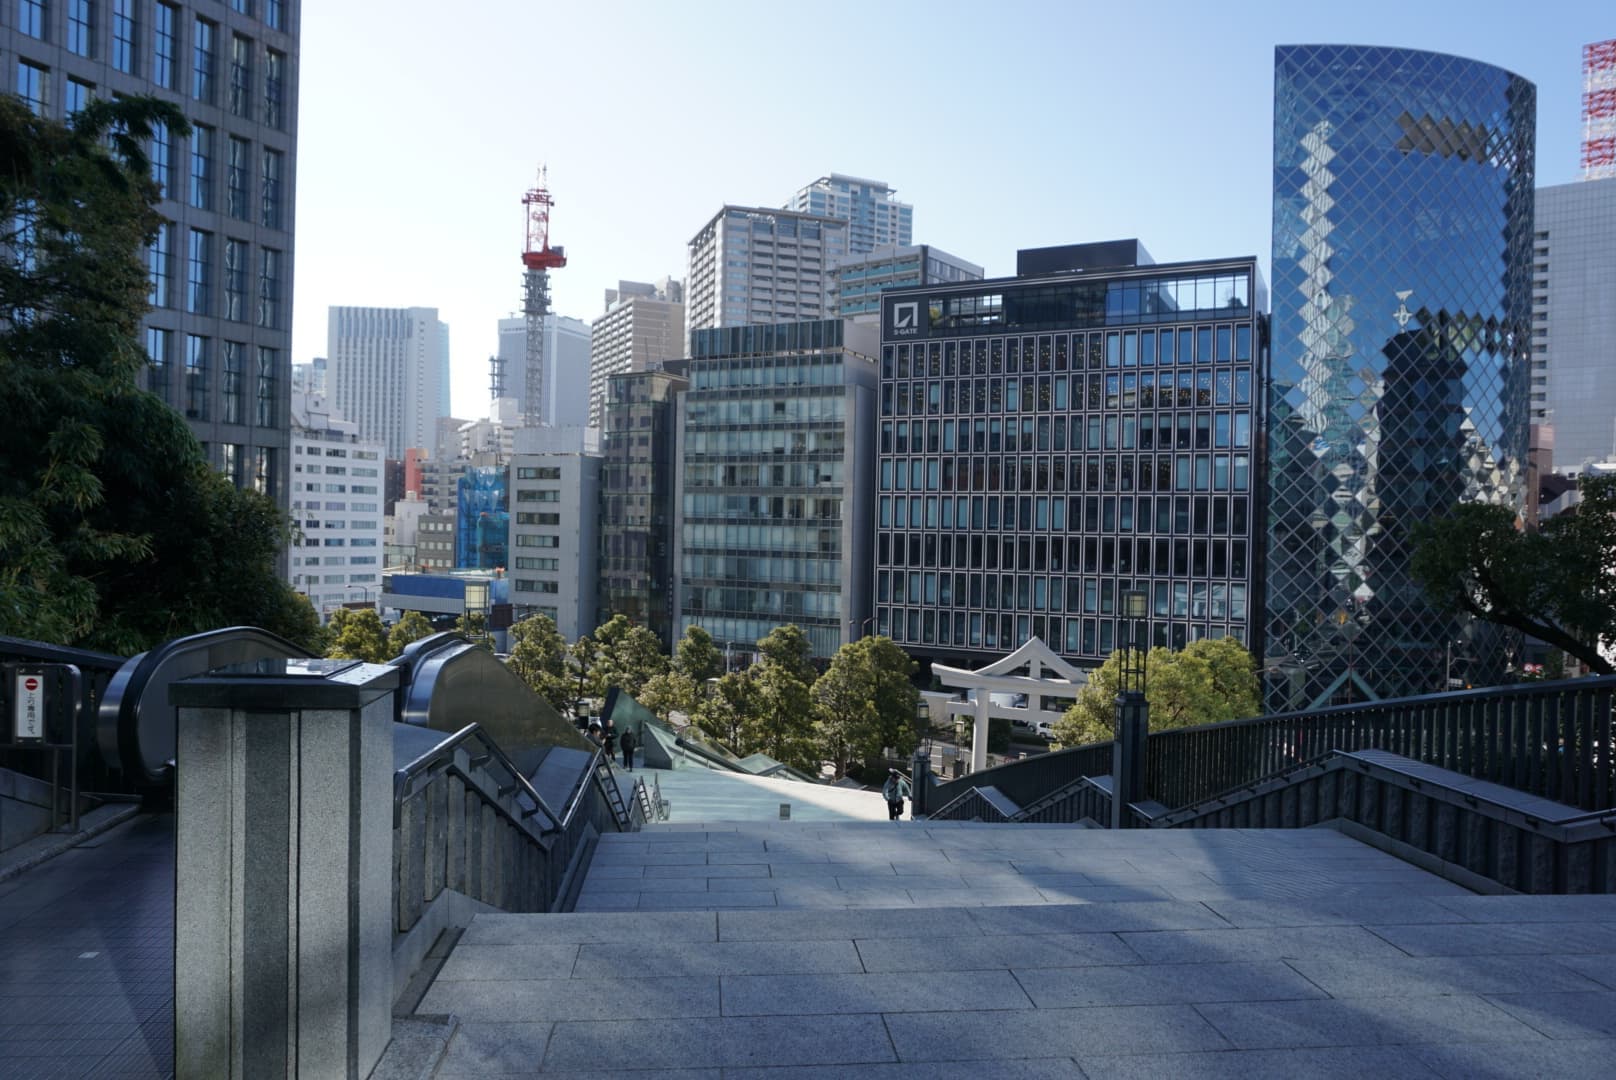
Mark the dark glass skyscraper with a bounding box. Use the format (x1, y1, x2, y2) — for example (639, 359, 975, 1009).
(1266, 46, 1535, 708)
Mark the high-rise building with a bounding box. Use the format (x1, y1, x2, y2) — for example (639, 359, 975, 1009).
(287, 391, 385, 617)
(685, 207, 848, 348)
(787, 174, 912, 254)
(829, 244, 984, 320)
(1267, 45, 1535, 708)
(876, 243, 1266, 672)
(599, 369, 687, 649)
(495, 314, 591, 428)
(1, 4, 302, 510)
(327, 306, 451, 459)
(509, 426, 602, 640)
(587, 279, 684, 429)
(292, 357, 327, 396)
(673, 320, 878, 661)
(1583, 39, 1616, 181)
(1534, 179, 1616, 469)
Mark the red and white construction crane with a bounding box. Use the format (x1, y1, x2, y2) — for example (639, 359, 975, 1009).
(491, 167, 567, 424)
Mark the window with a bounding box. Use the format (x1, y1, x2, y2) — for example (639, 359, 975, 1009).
(228, 33, 251, 118)
(263, 48, 284, 129)
(260, 148, 282, 228)
(256, 346, 277, 426)
(185, 335, 209, 419)
(112, 0, 136, 73)
(264, 0, 282, 30)
(226, 135, 249, 219)
(189, 125, 213, 210)
(193, 18, 216, 103)
(257, 247, 280, 328)
(64, 77, 92, 116)
(223, 238, 247, 320)
(252, 446, 275, 497)
(147, 222, 172, 307)
(186, 229, 211, 314)
(145, 326, 170, 400)
(229, 0, 251, 13)
(153, 3, 177, 89)
(220, 442, 243, 486)
(67, 0, 94, 56)
(221, 341, 243, 424)
(16, 61, 49, 116)
(18, 0, 46, 39)
(149, 120, 173, 199)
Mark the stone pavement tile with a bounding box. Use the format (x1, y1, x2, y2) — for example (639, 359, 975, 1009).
(579, 863, 644, 879)
(418, 975, 719, 1022)
(1552, 955, 1616, 991)
(543, 1013, 895, 1071)
(576, 939, 861, 977)
(721, 969, 1031, 1015)
(1289, 955, 1608, 998)
(1194, 995, 1549, 1049)
(1076, 1045, 1441, 1079)
(1035, 884, 1179, 904)
(1433, 895, 1616, 923)
(856, 931, 1138, 974)
(907, 887, 1050, 906)
(1120, 925, 1407, 965)
(886, 1004, 1230, 1060)
(1018, 873, 1098, 889)
(721, 1059, 1086, 1080)
(705, 877, 787, 893)
(1409, 1036, 1616, 1079)
(642, 863, 770, 879)
(837, 874, 967, 890)
(1018, 960, 1325, 1008)
(709, 849, 816, 865)
(767, 861, 893, 878)
(770, 884, 913, 905)
(969, 901, 1231, 936)
(581, 875, 710, 894)
(459, 911, 716, 946)
(434, 1021, 550, 1077)
(1200, 897, 1471, 929)
(588, 849, 710, 867)
(569, 894, 641, 912)
(433, 943, 580, 981)
(1369, 922, 1616, 957)
(1482, 991, 1616, 1039)
(0, 1056, 106, 1079)
(636, 891, 778, 911)
(720, 907, 980, 942)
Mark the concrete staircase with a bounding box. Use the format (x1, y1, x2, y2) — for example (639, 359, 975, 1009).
(389, 820, 1616, 1076)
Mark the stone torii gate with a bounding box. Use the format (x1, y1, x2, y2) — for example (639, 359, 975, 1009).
(932, 637, 1089, 774)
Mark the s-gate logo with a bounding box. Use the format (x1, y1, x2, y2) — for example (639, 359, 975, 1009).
(890, 301, 921, 337)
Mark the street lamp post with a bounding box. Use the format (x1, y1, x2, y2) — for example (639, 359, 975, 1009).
(346, 584, 373, 609)
(847, 616, 875, 643)
(1112, 589, 1151, 829)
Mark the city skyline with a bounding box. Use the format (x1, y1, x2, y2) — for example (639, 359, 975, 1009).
(291, 2, 1612, 420)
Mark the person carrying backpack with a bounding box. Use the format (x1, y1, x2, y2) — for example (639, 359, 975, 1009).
(882, 768, 911, 821)
(620, 728, 636, 771)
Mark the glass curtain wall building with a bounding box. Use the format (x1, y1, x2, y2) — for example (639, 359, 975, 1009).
(876, 248, 1267, 671)
(673, 320, 878, 661)
(1267, 46, 1535, 708)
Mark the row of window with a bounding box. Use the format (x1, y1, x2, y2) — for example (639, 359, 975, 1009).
(879, 609, 1246, 657)
(883, 324, 1255, 379)
(879, 455, 1254, 507)
(885, 410, 1255, 456)
(145, 328, 276, 426)
(515, 465, 562, 480)
(206, 440, 273, 495)
(150, 120, 285, 227)
(148, 225, 282, 326)
(880, 533, 1250, 582)
(882, 368, 1255, 418)
(879, 573, 1252, 619)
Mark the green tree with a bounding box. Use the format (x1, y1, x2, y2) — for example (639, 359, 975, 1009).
(673, 624, 724, 685)
(812, 635, 919, 777)
(1411, 479, 1616, 674)
(0, 94, 322, 654)
(746, 624, 818, 770)
(693, 669, 757, 750)
(506, 613, 572, 714)
(638, 669, 700, 721)
(1052, 638, 1261, 747)
(455, 610, 492, 650)
(588, 613, 668, 699)
(387, 610, 434, 658)
(326, 608, 390, 664)
(569, 634, 600, 704)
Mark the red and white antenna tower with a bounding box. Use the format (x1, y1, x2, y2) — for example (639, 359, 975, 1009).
(513, 166, 567, 426)
(1583, 39, 1616, 180)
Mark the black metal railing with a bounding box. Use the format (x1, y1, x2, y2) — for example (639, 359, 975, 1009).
(1145, 675, 1616, 814)
(928, 740, 1114, 812)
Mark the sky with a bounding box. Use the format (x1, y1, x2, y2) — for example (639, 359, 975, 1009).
(291, 0, 1613, 420)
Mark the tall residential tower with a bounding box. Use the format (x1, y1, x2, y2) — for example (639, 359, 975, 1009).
(587, 278, 684, 429)
(787, 174, 912, 254)
(327, 306, 451, 459)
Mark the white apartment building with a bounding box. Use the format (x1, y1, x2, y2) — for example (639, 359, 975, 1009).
(495, 314, 592, 428)
(508, 427, 601, 640)
(685, 206, 848, 348)
(288, 391, 386, 617)
(587, 279, 685, 428)
(786, 174, 913, 254)
(327, 306, 451, 458)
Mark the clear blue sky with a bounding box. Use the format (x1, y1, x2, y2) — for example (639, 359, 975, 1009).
(291, 1, 1613, 419)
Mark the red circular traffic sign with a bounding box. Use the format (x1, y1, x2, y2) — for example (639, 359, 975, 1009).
(23, 677, 39, 691)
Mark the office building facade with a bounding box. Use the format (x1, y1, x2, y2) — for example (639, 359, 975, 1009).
(598, 369, 687, 649)
(327, 306, 451, 459)
(685, 207, 848, 347)
(876, 244, 1266, 671)
(1, 3, 301, 507)
(787, 174, 912, 254)
(674, 320, 878, 661)
(1267, 45, 1535, 707)
(1534, 179, 1616, 468)
(288, 391, 385, 616)
(587, 279, 684, 429)
(495, 314, 591, 429)
(830, 244, 984, 320)
(509, 426, 601, 640)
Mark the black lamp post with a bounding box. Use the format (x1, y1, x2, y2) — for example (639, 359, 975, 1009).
(1111, 589, 1150, 828)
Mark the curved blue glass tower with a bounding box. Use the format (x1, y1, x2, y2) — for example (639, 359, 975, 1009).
(1266, 46, 1535, 708)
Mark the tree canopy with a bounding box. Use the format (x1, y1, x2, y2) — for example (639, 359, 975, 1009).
(325, 608, 390, 665)
(387, 610, 434, 658)
(0, 94, 320, 654)
(1053, 637, 1261, 747)
(673, 624, 724, 685)
(586, 614, 668, 700)
(812, 635, 920, 778)
(506, 613, 572, 714)
(1411, 477, 1616, 674)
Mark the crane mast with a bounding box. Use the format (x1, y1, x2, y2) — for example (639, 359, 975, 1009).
(519, 167, 567, 426)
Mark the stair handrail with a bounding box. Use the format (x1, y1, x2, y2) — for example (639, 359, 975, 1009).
(393, 722, 563, 834)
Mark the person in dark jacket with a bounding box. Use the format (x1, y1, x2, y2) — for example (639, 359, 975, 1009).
(620, 728, 636, 771)
(602, 722, 617, 761)
(882, 768, 911, 821)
